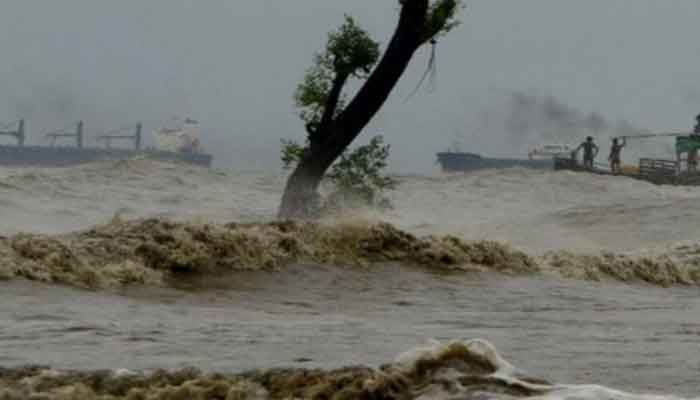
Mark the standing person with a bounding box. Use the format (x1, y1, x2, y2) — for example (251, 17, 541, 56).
(576, 136, 599, 170)
(689, 114, 700, 172)
(689, 150, 698, 172)
(608, 137, 626, 174)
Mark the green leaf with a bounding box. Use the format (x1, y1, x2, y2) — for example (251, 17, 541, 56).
(280, 139, 306, 169)
(294, 15, 380, 139)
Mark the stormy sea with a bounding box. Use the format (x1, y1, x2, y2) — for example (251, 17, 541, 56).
(0, 159, 699, 399)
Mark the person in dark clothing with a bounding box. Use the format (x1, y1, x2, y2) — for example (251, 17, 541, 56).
(576, 136, 599, 169)
(689, 150, 697, 172)
(608, 137, 626, 174)
(689, 114, 700, 172)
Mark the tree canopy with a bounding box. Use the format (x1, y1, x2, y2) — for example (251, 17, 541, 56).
(294, 16, 381, 144)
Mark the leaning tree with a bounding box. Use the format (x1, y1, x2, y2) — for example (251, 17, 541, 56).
(279, 0, 463, 219)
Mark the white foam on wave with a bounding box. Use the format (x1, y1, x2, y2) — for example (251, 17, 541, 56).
(395, 338, 516, 374)
(396, 339, 696, 400)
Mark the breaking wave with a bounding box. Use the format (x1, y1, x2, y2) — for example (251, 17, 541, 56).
(4, 160, 700, 255)
(0, 218, 535, 288)
(1, 162, 699, 398)
(2, 218, 700, 289)
(0, 339, 691, 400)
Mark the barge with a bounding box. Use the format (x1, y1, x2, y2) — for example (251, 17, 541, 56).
(436, 152, 554, 172)
(435, 143, 578, 172)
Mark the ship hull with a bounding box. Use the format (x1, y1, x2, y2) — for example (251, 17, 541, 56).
(0, 146, 212, 168)
(436, 152, 553, 172)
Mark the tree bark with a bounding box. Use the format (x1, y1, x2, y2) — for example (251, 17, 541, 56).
(279, 0, 430, 219)
(318, 73, 348, 135)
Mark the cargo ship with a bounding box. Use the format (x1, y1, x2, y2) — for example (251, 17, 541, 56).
(0, 118, 212, 168)
(435, 144, 573, 173)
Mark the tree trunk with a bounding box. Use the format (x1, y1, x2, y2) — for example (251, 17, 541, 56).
(278, 0, 430, 219)
(278, 156, 327, 219)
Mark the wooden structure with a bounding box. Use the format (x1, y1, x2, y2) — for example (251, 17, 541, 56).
(639, 158, 677, 180)
(555, 155, 700, 186)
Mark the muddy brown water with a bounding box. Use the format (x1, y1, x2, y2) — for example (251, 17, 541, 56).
(1, 264, 698, 397)
(2, 161, 700, 398)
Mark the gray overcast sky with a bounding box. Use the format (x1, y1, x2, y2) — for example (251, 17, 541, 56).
(0, 1, 698, 172)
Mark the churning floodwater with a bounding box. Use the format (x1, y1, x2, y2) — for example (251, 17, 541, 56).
(0, 160, 699, 399)
(3, 159, 700, 253)
(2, 268, 700, 397)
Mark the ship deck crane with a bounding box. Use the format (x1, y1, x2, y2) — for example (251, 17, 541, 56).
(44, 121, 84, 148)
(0, 119, 25, 146)
(96, 123, 142, 150)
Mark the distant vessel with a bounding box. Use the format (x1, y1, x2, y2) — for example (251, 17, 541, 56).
(435, 142, 577, 173)
(0, 118, 212, 168)
(436, 151, 554, 172)
(154, 118, 204, 154)
(527, 143, 575, 160)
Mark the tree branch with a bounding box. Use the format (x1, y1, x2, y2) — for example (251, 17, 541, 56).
(421, 0, 462, 42)
(315, 0, 429, 165)
(313, 72, 349, 147)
